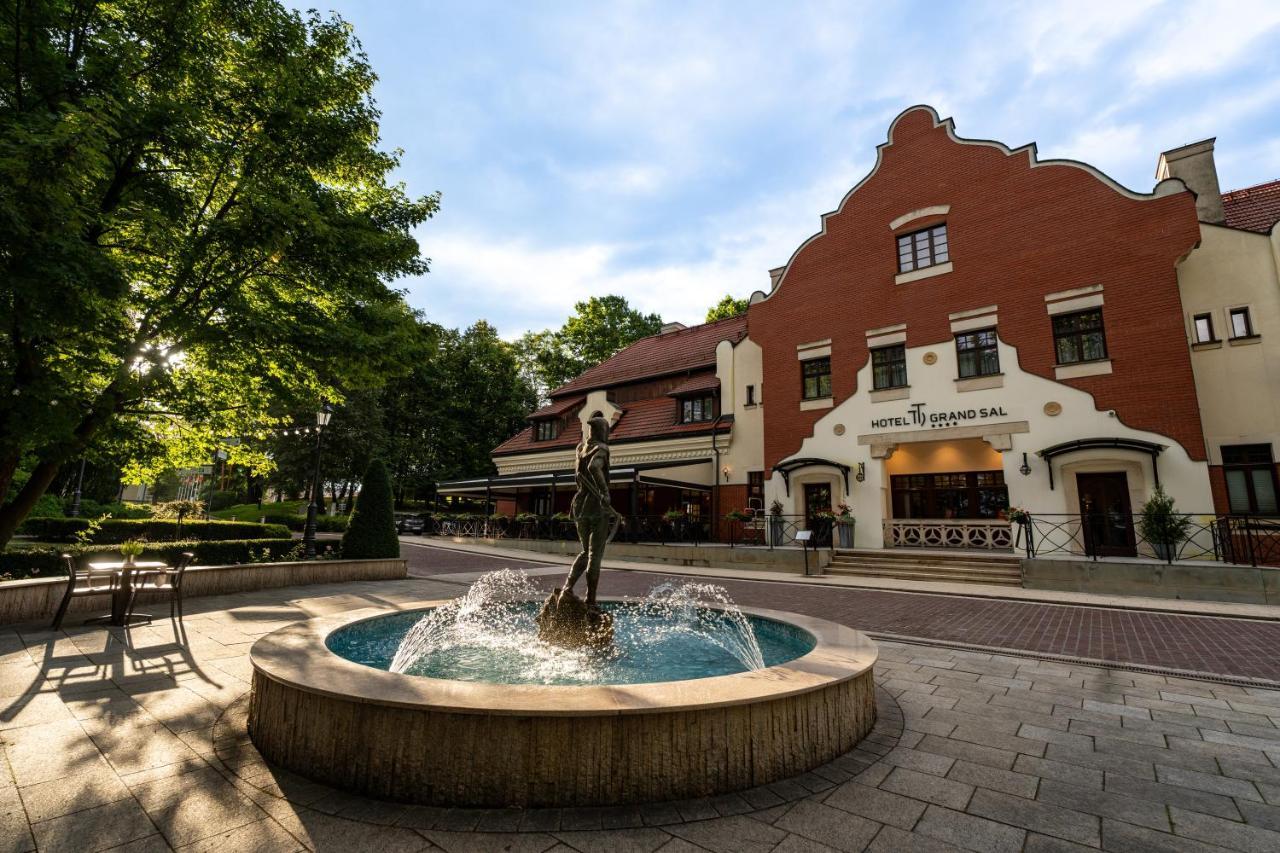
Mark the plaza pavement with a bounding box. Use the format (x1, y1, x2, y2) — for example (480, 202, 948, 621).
(2, 556, 1280, 851)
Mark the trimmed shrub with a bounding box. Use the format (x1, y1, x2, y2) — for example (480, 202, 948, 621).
(17, 517, 289, 544)
(0, 538, 301, 581)
(208, 490, 242, 512)
(341, 460, 399, 559)
(30, 494, 65, 518)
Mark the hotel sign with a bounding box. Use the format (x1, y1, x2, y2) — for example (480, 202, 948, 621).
(870, 402, 1010, 431)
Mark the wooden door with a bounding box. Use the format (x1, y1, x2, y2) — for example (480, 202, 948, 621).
(803, 482, 833, 546)
(1076, 472, 1135, 557)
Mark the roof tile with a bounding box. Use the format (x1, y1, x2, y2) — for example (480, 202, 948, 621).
(1222, 180, 1280, 234)
(549, 314, 747, 397)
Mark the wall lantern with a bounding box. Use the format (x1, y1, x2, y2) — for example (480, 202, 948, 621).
(1019, 452, 1032, 477)
(721, 465, 731, 481)
(855, 462, 866, 482)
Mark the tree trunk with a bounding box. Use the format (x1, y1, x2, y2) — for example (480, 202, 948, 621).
(0, 459, 63, 548)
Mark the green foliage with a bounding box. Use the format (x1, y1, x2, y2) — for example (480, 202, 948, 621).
(1137, 486, 1192, 546)
(17, 517, 288, 544)
(341, 460, 399, 558)
(0, 0, 439, 547)
(151, 500, 206, 520)
(214, 501, 306, 522)
(75, 500, 152, 520)
(208, 490, 241, 512)
(30, 494, 64, 518)
(1, 538, 300, 581)
(705, 294, 749, 322)
(515, 296, 663, 396)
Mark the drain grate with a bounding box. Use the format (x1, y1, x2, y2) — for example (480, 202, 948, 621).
(868, 631, 1280, 691)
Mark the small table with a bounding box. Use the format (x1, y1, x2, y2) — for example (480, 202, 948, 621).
(84, 561, 169, 627)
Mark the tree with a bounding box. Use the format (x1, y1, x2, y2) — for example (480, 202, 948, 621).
(518, 296, 663, 393)
(0, 2, 438, 548)
(706, 294, 749, 322)
(340, 459, 399, 558)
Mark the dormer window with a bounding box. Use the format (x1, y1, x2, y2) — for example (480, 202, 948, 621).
(680, 394, 716, 424)
(897, 224, 949, 273)
(534, 419, 561, 441)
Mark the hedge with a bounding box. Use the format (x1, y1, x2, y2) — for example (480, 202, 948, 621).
(0, 538, 305, 581)
(17, 517, 290, 544)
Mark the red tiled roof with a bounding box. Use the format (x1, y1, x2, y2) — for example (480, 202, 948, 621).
(610, 396, 731, 443)
(492, 415, 582, 456)
(666, 372, 720, 397)
(549, 314, 747, 397)
(493, 395, 731, 456)
(1222, 180, 1280, 234)
(527, 395, 584, 420)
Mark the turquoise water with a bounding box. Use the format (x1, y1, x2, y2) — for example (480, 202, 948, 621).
(326, 602, 816, 686)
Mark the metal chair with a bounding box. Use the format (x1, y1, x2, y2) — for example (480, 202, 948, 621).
(51, 554, 119, 630)
(129, 552, 194, 624)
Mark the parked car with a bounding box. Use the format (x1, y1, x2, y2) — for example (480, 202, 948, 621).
(396, 515, 427, 535)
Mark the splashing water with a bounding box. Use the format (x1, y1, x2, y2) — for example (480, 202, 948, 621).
(374, 569, 781, 685)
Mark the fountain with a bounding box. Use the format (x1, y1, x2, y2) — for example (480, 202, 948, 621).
(247, 417, 877, 806)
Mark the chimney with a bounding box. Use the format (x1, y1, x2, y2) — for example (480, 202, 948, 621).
(659, 321, 687, 334)
(1156, 138, 1225, 224)
(768, 266, 786, 290)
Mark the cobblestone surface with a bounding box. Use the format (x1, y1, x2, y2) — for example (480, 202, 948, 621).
(4, 552, 1280, 851)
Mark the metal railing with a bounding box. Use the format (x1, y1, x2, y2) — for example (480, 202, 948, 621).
(1016, 513, 1280, 566)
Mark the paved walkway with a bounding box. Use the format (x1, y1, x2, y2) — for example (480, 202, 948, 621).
(3, 565, 1280, 850)
(406, 542, 1280, 684)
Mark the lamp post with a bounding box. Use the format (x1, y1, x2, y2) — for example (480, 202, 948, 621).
(70, 459, 86, 517)
(303, 403, 333, 558)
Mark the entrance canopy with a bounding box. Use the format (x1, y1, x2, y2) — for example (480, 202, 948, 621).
(771, 457, 851, 496)
(1037, 437, 1165, 490)
(438, 460, 713, 498)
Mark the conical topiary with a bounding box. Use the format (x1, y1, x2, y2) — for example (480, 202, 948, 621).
(340, 459, 400, 559)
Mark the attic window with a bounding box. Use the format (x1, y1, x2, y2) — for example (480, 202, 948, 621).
(679, 395, 716, 424)
(534, 419, 561, 441)
(897, 224, 949, 273)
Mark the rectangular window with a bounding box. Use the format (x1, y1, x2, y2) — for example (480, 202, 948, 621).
(1053, 309, 1108, 365)
(890, 470, 1009, 520)
(1222, 444, 1279, 515)
(680, 394, 715, 423)
(896, 224, 949, 273)
(955, 328, 1000, 378)
(1193, 313, 1216, 343)
(1230, 307, 1255, 339)
(747, 471, 764, 511)
(745, 384, 756, 406)
(871, 344, 908, 389)
(801, 356, 832, 399)
(534, 419, 560, 441)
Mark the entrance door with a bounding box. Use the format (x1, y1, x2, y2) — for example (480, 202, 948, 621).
(1076, 472, 1136, 557)
(803, 482, 833, 546)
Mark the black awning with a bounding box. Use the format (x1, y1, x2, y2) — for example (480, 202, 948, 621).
(770, 457, 851, 496)
(1037, 438, 1166, 490)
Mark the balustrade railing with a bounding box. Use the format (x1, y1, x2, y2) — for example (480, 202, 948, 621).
(884, 518, 1014, 551)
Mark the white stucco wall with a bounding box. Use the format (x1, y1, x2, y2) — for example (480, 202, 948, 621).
(1178, 223, 1280, 464)
(716, 338, 766, 491)
(766, 337, 1214, 548)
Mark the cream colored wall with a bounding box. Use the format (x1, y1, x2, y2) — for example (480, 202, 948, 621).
(716, 337, 766, 488)
(766, 337, 1213, 548)
(1178, 223, 1280, 464)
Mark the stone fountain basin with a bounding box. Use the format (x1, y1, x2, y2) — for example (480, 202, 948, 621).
(247, 597, 878, 807)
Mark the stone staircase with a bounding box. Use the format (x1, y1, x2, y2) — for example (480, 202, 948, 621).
(826, 548, 1024, 586)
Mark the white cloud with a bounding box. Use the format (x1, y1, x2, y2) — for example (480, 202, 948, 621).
(1130, 0, 1280, 86)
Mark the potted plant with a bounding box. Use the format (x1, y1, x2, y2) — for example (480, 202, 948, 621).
(1138, 485, 1191, 562)
(119, 540, 145, 568)
(1007, 506, 1030, 525)
(834, 502, 855, 549)
(768, 499, 785, 545)
(724, 509, 750, 521)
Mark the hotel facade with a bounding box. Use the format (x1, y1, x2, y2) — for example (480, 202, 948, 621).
(441, 107, 1280, 557)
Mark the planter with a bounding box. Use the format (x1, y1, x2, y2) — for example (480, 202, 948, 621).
(769, 517, 784, 545)
(836, 520, 855, 549)
(1152, 541, 1177, 562)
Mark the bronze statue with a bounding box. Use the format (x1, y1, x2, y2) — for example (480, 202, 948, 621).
(537, 414, 617, 647)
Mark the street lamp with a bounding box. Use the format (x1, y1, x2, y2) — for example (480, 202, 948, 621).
(303, 403, 334, 558)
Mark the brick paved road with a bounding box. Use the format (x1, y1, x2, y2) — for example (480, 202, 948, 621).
(405, 542, 1280, 682)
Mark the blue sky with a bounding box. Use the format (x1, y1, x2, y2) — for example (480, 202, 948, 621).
(310, 1, 1280, 339)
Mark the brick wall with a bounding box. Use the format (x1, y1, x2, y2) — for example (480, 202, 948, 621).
(749, 107, 1205, 470)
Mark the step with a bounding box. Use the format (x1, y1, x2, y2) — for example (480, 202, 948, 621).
(827, 562, 1022, 579)
(823, 565, 1023, 585)
(834, 548, 1019, 566)
(828, 555, 1021, 571)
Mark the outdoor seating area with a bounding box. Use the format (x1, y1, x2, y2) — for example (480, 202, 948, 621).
(52, 553, 193, 632)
